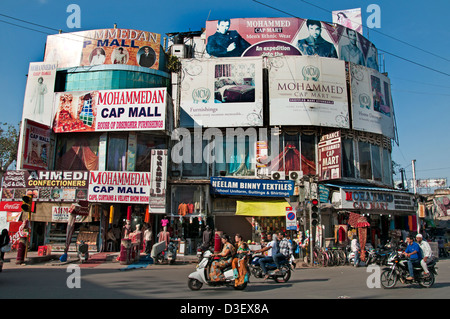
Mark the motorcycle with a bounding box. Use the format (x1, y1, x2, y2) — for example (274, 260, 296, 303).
(151, 241, 167, 264)
(249, 253, 295, 283)
(167, 241, 178, 265)
(188, 250, 248, 290)
(77, 240, 89, 263)
(196, 243, 213, 263)
(380, 251, 438, 288)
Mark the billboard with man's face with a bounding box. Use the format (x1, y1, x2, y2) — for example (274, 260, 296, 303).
(204, 17, 378, 70)
(44, 29, 161, 70)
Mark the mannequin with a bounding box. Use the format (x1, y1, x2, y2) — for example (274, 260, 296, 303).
(158, 226, 170, 250)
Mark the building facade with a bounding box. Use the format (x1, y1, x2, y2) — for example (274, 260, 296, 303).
(0, 17, 421, 258)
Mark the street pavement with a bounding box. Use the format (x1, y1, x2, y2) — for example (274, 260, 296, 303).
(0, 251, 449, 300)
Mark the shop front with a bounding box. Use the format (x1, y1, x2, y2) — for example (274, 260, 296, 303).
(210, 176, 296, 245)
(168, 183, 209, 255)
(322, 183, 416, 249)
(0, 170, 93, 254)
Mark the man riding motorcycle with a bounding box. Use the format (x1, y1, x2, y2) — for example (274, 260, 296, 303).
(273, 232, 293, 274)
(404, 235, 422, 281)
(253, 233, 278, 279)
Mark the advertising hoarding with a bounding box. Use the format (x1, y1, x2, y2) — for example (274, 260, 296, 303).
(52, 88, 166, 133)
(44, 29, 161, 70)
(88, 171, 151, 204)
(332, 8, 363, 35)
(22, 119, 52, 171)
(268, 55, 349, 128)
(204, 17, 378, 70)
(350, 63, 395, 139)
(180, 57, 263, 127)
(21, 62, 57, 127)
(318, 131, 342, 181)
(149, 149, 168, 213)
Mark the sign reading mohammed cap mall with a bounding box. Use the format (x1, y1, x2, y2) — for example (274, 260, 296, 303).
(211, 177, 294, 197)
(338, 188, 414, 212)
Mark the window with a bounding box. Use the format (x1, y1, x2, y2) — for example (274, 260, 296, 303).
(182, 132, 208, 177)
(55, 133, 99, 171)
(358, 141, 372, 179)
(135, 133, 166, 172)
(107, 133, 128, 171)
(382, 148, 392, 185)
(301, 133, 316, 176)
(342, 138, 355, 178)
(371, 144, 382, 181)
(214, 134, 255, 176)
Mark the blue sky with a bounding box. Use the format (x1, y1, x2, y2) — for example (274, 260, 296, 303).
(0, 0, 449, 189)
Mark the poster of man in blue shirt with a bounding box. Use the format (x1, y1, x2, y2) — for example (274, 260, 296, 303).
(404, 235, 423, 280)
(206, 19, 251, 57)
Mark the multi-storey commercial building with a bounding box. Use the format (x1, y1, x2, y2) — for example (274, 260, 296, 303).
(1, 17, 418, 257)
(167, 17, 416, 254)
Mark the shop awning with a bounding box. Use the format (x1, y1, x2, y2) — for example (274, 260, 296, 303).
(236, 200, 291, 217)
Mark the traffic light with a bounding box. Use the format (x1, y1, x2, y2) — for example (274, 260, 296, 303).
(311, 198, 319, 226)
(21, 195, 33, 213)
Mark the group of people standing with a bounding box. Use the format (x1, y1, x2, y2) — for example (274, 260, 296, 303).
(208, 231, 294, 285)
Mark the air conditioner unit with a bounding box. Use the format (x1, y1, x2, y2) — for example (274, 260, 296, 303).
(288, 171, 303, 183)
(271, 171, 285, 180)
(171, 44, 186, 58)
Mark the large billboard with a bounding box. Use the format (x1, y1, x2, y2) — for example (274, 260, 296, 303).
(52, 88, 167, 133)
(268, 55, 349, 128)
(350, 63, 395, 139)
(21, 62, 57, 127)
(180, 57, 263, 127)
(205, 18, 378, 70)
(44, 29, 161, 70)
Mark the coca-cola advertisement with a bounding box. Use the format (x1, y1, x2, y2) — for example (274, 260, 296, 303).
(0, 201, 23, 212)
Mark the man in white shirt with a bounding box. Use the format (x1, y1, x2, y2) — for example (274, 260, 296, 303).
(351, 235, 360, 267)
(416, 234, 434, 277)
(253, 233, 278, 279)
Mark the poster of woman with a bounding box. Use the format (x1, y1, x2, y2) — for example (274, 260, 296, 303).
(22, 62, 57, 127)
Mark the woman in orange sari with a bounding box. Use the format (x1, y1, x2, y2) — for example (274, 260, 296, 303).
(209, 234, 235, 282)
(232, 240, 250, 287)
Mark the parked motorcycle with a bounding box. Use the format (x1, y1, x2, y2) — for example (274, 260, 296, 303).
(77, 240, 89, 263)
(167, 241, 178, 265)
(151, 241, 167, 264)
(249, 254, 295, 283)
(380, 251, 438, 288)
(188, 250, 248, 290)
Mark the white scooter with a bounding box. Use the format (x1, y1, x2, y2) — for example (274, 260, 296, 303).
(187, 250, 248, 290)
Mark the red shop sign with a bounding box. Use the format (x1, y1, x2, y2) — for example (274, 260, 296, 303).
(0, 201, 23, 212)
